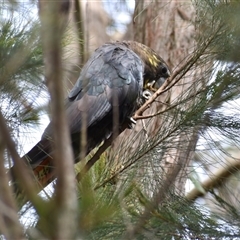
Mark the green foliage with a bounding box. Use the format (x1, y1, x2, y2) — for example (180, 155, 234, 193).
(0, 5, 46, 150)
(82, 183, 239, 239)
(195, 0, 240, 63)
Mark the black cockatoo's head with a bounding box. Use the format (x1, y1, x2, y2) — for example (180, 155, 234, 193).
(123, 41, 170, 95)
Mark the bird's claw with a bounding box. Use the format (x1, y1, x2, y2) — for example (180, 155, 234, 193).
(142, 90, 152, 100)
(147, 80, 155, 88)
(127, 117, 136, 129)
(147, 80, 158, 92)
(129, 117, 136, 125)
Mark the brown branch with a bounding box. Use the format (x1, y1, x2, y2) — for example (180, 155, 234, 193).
(185, 159, 240, 202)
(0, 130, 23, 239)
(133, 57, 191, 118)
(0, 111, 44, 208)
(133, 52, 196, 117)
(76, 135, 115, 181)
(39, 0, 77, 238)
(77, 123, 130, 181)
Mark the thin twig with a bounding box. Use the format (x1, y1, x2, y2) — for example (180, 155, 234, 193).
(76, 135, 114, 181)
(77, 125, 128, 181)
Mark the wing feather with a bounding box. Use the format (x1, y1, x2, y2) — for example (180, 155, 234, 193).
(65, 43, 144, 134)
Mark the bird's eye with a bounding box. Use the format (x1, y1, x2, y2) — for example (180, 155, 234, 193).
(162, 66, 168, 74)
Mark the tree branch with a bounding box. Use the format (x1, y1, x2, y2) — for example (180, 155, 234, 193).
(0, 111, 44, 209)
(185, 159, 240, 202)
(39, 0, 77, 238)
(0, 127, 23, 239)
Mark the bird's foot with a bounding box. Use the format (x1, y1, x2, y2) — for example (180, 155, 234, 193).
(129, 117, 136, 125)
(142, 89, 152, 100)
(147, 80, 158, 92)
(127, 117, 136, 129)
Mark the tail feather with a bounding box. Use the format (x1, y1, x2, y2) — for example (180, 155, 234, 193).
(32, 156, 55, 189)
(25, 138, 53, 168)
(11, 139, 55, 203)
(11, 156, 55, 208)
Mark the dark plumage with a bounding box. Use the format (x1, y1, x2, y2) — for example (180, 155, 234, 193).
(13, 41, 170, 190)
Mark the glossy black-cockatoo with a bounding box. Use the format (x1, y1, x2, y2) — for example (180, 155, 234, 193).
(12, 41, 170, 192)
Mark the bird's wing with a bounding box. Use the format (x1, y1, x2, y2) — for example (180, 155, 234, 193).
(65, 43, 143, 134)
(14, 43, 144, 193)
